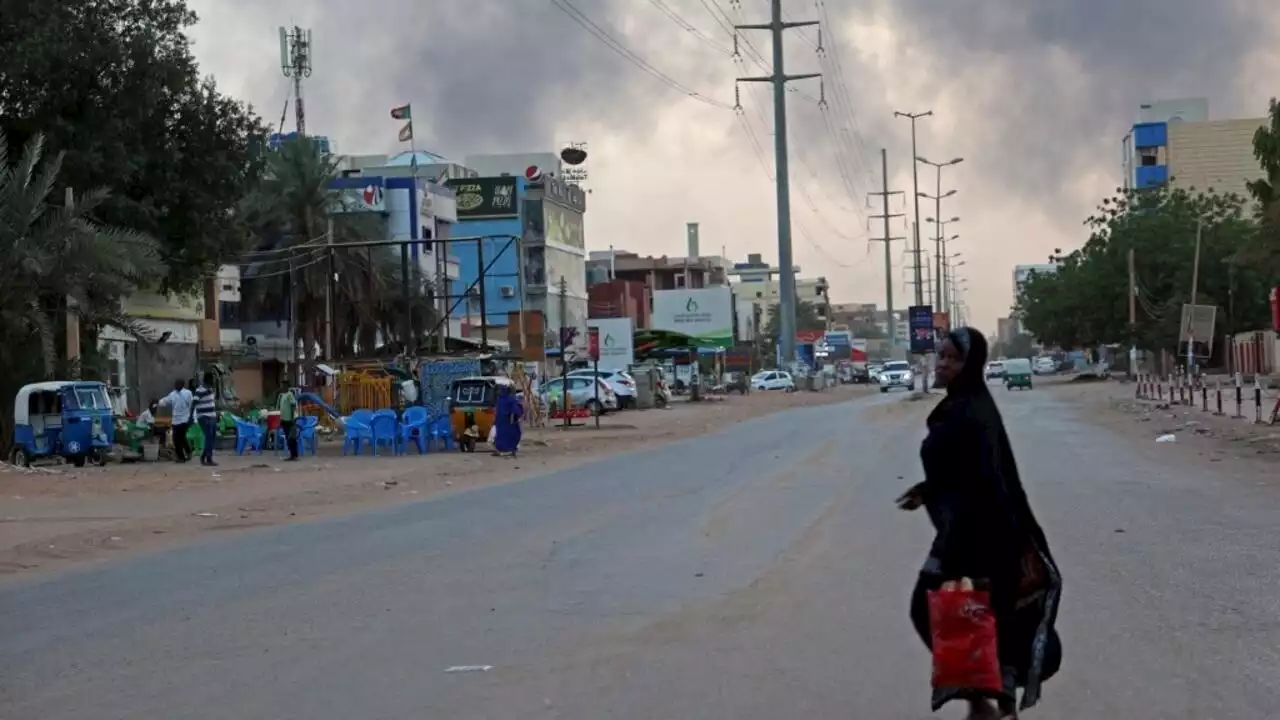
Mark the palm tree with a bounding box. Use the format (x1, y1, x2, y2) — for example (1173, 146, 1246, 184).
(240, 137, 437, 360)
(0, 131, 164, 453)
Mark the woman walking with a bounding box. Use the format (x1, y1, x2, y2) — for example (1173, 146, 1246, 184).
(897, 327, 1063, 718)
(492, 384, 523, 457)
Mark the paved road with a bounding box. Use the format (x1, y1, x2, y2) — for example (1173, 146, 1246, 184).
(2, 387, 1277, 719)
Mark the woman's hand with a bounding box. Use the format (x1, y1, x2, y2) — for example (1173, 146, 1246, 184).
(896, 483, 925, 511)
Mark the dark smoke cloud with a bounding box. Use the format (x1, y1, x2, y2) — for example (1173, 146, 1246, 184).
(187, 0, 1278, 326)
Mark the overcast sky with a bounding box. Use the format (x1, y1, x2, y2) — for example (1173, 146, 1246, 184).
(186, 0, 1280, 332)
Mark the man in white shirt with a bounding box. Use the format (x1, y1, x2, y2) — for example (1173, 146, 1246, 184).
(159, 378, 194, 463)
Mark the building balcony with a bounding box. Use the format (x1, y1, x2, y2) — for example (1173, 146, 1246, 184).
(1135, 164, 1169, 189)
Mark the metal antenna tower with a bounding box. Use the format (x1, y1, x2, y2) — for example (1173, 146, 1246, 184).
(279, 26, 313, 136)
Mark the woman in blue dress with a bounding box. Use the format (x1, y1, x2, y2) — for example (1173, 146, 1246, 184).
(492, 384, 523, 457)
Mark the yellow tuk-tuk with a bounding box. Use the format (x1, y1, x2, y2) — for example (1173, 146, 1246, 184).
(1004, 358, 1033, 390)
(448, 376, 514, 444)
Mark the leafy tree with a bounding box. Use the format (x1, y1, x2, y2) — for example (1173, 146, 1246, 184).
(1242, 97, 1280, 273)
(0, 131, 164, 455)
(762, 300, 827, 344)
(0, 0, 268, 293)
(240, 137, 438, 360)
(1017, 183, 1270, 355)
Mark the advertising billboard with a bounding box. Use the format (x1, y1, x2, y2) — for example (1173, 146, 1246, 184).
(652, 287, 734, 348)
(908, 305, 935, 354)
(445, 177, 518, 218)
(586, 317, 635, 371)
(544, 201, 585, 250)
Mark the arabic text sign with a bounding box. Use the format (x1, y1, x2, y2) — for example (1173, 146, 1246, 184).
(586, 317, 635, 370)
(651, 288, 734, 348)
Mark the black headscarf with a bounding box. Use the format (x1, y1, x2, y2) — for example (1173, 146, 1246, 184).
(918, 327, 1063, 711)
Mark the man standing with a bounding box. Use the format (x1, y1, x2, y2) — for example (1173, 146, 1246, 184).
(194, 372, 218, 466)
(159, 378, 194, 463)
(277, 387, 300, 461)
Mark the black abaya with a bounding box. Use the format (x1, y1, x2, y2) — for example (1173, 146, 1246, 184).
(910, 328, 1063, 713)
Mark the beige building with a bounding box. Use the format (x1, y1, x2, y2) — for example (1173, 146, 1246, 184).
(1168, 118, 1268, 198)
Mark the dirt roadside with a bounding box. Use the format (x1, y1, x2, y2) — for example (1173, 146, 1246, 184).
(0, 385, 876, 578)
(1043, 377, 1280, 493)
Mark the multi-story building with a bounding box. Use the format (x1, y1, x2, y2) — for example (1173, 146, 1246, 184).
(727, 253, 828, 328)
(444, 171, 589, 352)
(587, 279, 649, 328)
(1122, 98, 1266, 197)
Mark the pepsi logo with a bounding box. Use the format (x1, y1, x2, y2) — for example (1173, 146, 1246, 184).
(524, 165, 542, 181)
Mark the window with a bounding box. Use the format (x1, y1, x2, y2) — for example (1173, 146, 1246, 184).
(454, 383, 489, 404)
(73, 386, 110, 410)
(524, 245, 546, 286)
(569, 377, 593, 390)
(676, 274, 687, 288)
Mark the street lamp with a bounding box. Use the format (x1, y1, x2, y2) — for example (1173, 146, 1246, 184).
(918, 156, 964, 312)
(894, 110, 933, 305)
(925, 216, 961, 316)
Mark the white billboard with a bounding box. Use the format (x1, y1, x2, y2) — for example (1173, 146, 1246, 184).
(586, 317, 635, 370)
(652, 287, 734, 348)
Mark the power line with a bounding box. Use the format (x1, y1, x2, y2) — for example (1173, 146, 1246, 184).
(548, 0, 734, 108)
(646, 0, 734, 54)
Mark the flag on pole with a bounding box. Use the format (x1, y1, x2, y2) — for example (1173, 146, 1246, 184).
(390, 104, 411, 120)
(398, 122, 414, 143)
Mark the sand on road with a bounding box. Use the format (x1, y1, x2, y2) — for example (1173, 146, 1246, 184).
(0, 384, 875, 577)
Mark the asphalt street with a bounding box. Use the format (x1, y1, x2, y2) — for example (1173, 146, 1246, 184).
(2, 386, 1277, 719)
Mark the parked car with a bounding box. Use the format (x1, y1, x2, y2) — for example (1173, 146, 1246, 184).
(1033, 357, 1058, 375)
(751, 370, 796, 391)
(568, 369, 636, 408)
(985, 361, 1006, 382)
(540, 376, 617, 415)
(878, 360, 915, 393)
(868, 363, 884, 382)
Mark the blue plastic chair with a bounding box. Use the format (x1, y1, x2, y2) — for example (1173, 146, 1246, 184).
(297, 416, 319, 456)
(398, 407, 429, 455)
(277, 416, 320, 457)
(369, 412, 399, 456)
(427, 415, 455, 452)
(233, 417, 264, 456)
(342, 415, 372, 456)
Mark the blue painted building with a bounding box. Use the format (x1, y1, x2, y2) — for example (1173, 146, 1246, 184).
(447, 174, 589, 350)
(1121, 98, 1208, 190)
(445, 175, 525, 334)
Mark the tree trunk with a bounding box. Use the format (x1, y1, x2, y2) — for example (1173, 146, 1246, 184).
(30, 300, 57, 378)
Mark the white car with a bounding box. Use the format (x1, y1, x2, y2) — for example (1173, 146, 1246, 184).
(878, 360, 915, 392)
(539, 376, 618, 415)
(568, 369, 637, 408)
(1033, 357, 1058, 375)
(751, 370, 796, 391)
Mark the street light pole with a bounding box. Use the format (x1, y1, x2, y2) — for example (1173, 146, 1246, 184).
(894, 111, 932, 306)
(917, 156, 963, 311)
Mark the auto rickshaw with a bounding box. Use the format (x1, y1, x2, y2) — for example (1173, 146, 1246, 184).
(447, 376, 514, 446)
(10, 381, 116, 467)
(1004, 358, 1034, 390)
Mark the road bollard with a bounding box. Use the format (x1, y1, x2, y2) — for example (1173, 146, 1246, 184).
(1235, 385, 1244, 419)
(1158, 380, 1164, 402)
(1255, 386, 1263, 423)
(1202, 385, 1208, 412)
(1215, 383, 1223, 416)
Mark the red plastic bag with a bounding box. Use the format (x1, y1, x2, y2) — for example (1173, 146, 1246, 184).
(928, 580, 1003, 708)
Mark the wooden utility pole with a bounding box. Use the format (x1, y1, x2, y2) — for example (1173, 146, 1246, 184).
(1128, 246, 1136, 379)
(1186, 218, 1203, 376)
(325, 216, 335, 360)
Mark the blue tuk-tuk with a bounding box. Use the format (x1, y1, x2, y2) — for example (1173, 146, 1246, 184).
(10, 381, 116, 467)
